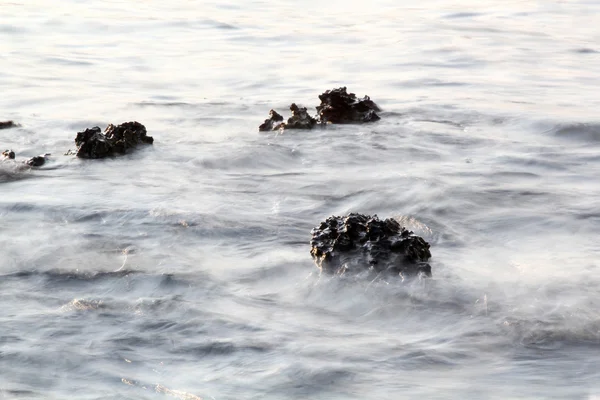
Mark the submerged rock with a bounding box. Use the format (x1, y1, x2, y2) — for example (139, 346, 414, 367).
(2, 149, 15, 160)
(258, 87, 380, 131)
(0, 121, 18, 130)
(72, 121, 153, 159)
(310, 213, 432, 278)
(316, 87, 380, 124)
(26, 154, 50, 167)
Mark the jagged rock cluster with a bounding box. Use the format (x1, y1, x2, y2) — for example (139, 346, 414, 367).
(259, 87, 380, 132)
(2, 121, 153, 167)
(72, 121, 154, 159)
(258, 104, 317, 131)
(310, 213, 432, 278)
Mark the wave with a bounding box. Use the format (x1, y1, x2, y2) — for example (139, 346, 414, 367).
(552, 123, 600, 143)
(501, 317, 600, 350)
(0, 164, 31, 182)
(1, 268, 140, 282)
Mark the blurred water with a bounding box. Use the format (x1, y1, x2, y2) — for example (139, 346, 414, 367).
(2, 1, 600, 399)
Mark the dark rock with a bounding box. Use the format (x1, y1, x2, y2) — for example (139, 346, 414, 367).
(316, 87, 381, 124)
(310, 213, 432, 278)
(104, 121, 154, 149)
(72, 121, 153, 159)
(74, 127, 110, 158)
(285, 103, 317, 129)
(0, 121, 18, 130)
(26, 154, 50, 167)
(258, 104, 317, 132)
(2, 149, 15, 160)
(259, 110, 284, 132)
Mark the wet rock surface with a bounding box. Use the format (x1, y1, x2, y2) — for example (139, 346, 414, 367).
(316, 87, 380, 124)
(0, 121, 18, 130)
(310, 213, 432, 278)
(73, 121, 153, 159)
(258, 87, 380, 131)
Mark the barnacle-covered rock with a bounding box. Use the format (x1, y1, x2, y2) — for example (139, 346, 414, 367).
(316, 87, 380, 124)
(310, 213, 431, 278)
(72, 121, 153, 159)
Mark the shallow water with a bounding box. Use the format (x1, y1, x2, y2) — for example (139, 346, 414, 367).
(2, 1, 600, 399)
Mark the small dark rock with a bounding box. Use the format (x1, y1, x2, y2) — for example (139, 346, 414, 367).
(72, 121, 153, 159)
(259, 110, 284, 132)
(0, 121, 18, 130)
(310, 213, 432, 278)
(26, 154, 50, 167)
(316, 87, 381, 124)
(285, 103, 317, 129)
(2, 149, 15, 160)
